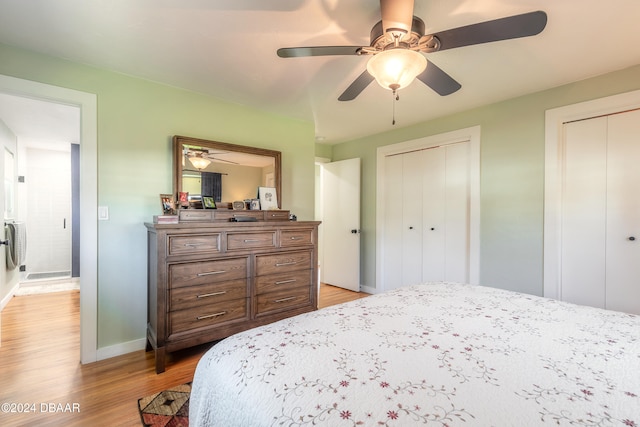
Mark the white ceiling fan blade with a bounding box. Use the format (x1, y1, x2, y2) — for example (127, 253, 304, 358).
(380, 0, 415, 41)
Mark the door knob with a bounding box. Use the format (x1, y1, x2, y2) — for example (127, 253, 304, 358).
(629, 236, 636, 241)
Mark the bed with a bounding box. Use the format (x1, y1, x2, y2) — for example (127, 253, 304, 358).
(190, 282, 640, 426)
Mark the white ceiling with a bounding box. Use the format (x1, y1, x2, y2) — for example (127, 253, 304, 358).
(1, 0, 640, 144)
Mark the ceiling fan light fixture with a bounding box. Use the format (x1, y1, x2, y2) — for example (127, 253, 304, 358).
(189, 155, 211, 170)
(366, 48, 427, 92)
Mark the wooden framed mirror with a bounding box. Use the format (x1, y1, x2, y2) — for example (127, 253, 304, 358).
(173, 135, 282, 209)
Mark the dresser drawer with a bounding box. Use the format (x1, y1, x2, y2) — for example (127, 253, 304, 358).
(170, 279, 248, 312)
(264, 210, 290, 221)
(178, 210, 213, 222)
(280, 228, 313, 247)
(227, 231, 276, 250)
(169, 257, 248, 289)
(169, 298, 249, 336)
(168, 234, 221, 255)
(213, 211, 264, 222)
(255, 270, 311, 295)
(256, 286, 311, 315)
(255, 250, 312, 276)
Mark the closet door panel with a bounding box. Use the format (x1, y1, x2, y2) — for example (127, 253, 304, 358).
(444, 143, 470, 283)
(422, 148, 446, 282)
(560, 118, 607, 309)
(402, 151, 424, 285)
(605, 110, 640, 314)
(382, 154, 404, 290)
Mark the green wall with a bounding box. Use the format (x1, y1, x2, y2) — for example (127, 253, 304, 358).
(330, 64, 640, 297)
(0, 43, 315, 350)
(4, 38, 640, 352)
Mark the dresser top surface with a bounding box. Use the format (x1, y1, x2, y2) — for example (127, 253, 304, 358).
(145, 220, 321, 231)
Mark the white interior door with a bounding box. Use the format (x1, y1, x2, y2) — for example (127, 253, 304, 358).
(382, 154, 403, 289)
(560, 109, 640, 315)
(605, 110, 640, 314)
(320, 158, 361, 292)
(382, 141, 471, 291)
(26, 147, 71, 276)
(422, 147, 446, 282)
(402, 151, 424, 285)
(561, 118, 607, 308)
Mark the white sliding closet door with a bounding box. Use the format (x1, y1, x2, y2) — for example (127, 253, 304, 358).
(560, 109, 640, 314)
(382, 142, 470, 290)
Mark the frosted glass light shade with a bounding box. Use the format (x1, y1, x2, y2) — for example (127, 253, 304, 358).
(366, 48, 427, 91)
(189, 156, 211, 170)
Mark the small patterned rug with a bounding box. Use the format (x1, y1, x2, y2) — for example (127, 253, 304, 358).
(138, 382, 191, 427)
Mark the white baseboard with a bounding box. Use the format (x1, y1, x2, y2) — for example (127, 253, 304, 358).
(96, 338, 146, 361)
(360, 284, 378, 295)
(0, 282, 20, 312)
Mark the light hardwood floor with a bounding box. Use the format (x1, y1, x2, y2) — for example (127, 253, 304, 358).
(0, 284, 368, 426)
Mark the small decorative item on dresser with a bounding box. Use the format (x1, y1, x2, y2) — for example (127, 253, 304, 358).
(202, 196, 216, 209)
(258, 186, 278, 210)
(249, 199, 261, 210)
(153, 214, 179, 224)
(232, 201, 245, 210)
(160, 194, 175, 214)
(178, 191, 189, 208)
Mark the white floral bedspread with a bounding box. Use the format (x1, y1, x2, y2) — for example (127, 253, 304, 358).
(190, 282, 640, 426)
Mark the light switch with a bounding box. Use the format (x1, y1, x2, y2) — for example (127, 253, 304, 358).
(98, 206, 109, 220)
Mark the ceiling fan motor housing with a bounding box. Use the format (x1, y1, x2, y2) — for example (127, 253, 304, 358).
(370, 16, 426, 51)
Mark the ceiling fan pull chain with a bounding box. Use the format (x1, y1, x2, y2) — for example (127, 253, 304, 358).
(392, 89, 399, 125)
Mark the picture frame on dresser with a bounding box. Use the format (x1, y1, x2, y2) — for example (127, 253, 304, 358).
(160, 193, 174, 214)
(202, 196, 216, 209)
(258, 186, 278, 210)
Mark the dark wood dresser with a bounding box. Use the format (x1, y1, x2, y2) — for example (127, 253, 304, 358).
(145, 216, 320, 373)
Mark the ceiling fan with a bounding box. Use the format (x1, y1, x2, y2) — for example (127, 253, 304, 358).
(277, 0, 547, 101)
(183, 147, 238, 170)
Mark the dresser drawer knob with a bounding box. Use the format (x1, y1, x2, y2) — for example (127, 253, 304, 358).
(197, 270, 226, 277)
(197, 311, 227, 320)
(184, 242, 205, 247)
(243, 239, 262, 243)
(275, 261, 297, 267)
(274, 296, 297, 303)
(290, 236, 303, 240)
(197, 291, 227, 299)
(275, 279, 297, 285)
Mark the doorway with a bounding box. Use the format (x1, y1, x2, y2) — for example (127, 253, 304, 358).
(0, 74, 98, 363)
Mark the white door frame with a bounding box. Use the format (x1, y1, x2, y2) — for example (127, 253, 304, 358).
(0, 74, 98, 364)
(544, 89, 640, 300)
(376, 126, 481, 292)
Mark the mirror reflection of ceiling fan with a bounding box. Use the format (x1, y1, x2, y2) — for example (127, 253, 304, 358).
(183, 147, 239, 170)
(277, 0, 547, 101)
